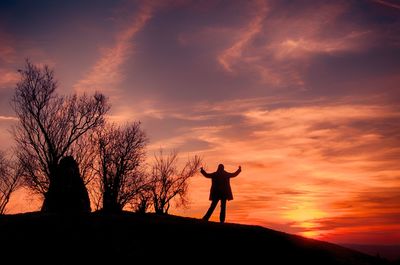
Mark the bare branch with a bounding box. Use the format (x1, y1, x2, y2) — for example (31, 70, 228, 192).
(150, 149, 201, 214)
(0, 151, 22, 215)
(94, 122, 148, 212)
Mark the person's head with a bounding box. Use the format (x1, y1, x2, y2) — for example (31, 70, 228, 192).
(217, 164, 224, 172)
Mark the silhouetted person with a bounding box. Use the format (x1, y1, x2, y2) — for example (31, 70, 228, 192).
(42, 156, 91, 213)
(201, 164, 241, 223)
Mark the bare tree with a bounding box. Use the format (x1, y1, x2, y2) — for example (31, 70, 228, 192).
(68, 133, 98, 186)
(150, 149, 201, 214)
(0, 152, 21, 215)
(130, 183, 153, 213)
(11, 60, 109, 198)
(95, 122, 148, 212)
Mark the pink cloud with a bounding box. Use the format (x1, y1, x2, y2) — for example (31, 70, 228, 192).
(217, 0, 268, 72)
(0, 115, 17, 121)
(73, 2, 159, 95)
(213, 1, 374, 87)
(373, 0, 400, 10)
(0, 28, 56, 89)
(0, 68, 19, 88)
(271, 30, 371, 60)
(0, 30, 16, 64)
(0, 29, 19, 89)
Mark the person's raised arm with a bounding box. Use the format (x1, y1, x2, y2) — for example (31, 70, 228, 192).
(230, 166, 242, 178)
(200, 167, 212, 178)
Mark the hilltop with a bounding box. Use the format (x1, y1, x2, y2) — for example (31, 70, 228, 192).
(0, 212, 389, 264)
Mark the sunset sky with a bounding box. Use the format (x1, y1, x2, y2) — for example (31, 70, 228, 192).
(0, 0, 400, 245)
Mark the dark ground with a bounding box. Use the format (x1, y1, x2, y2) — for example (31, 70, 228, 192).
(343, 244, 400, 262)
(0, 212, 391, 264)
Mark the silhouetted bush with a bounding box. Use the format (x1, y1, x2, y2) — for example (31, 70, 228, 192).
(41, 156, 90, 213)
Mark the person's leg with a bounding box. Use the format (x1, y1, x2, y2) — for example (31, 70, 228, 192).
(220, 199, 227, 223)
(203, 200, 219, 221)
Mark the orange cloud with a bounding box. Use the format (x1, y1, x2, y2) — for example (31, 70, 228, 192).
(135, 97, 400, 243)
(300, 189, 400, 244)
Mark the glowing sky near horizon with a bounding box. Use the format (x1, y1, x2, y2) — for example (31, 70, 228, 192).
(0, 0, 399, 245)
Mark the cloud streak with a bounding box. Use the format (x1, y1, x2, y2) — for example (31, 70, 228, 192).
(0, 115, 17, 121)
(0, 29, 16, 64)
(217, 0, 268, 72)
(0, 69, 19, 88)
(213, 1, 375, 87)
(73, 2, 157, 95)
(373, 0, 400, 10)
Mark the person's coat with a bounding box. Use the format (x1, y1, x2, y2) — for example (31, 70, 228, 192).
(201, 168, 241, 201)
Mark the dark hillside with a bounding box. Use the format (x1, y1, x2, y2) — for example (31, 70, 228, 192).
(0, 212, 389, 264)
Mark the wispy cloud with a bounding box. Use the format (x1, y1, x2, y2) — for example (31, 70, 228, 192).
(213, 1, 374, 87)
(373, 0, 400, 10)
(217, 0, 268, 72)
(0, 69, 19, 88)
(73, 2, 158, 95)
(0, 29, 19, 89)
(0, 29, 16, 64)
(0, 115, 17, 121)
